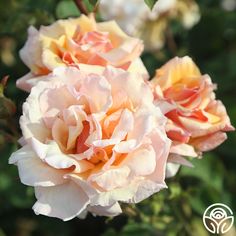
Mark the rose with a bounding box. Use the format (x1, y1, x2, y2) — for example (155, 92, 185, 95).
(99, 0, 176, 36)
(17, 14, 147, 92)
(99, 0, 200, 50)
(151, 56, 234, 161)
(99, 0, 176, 50)
(99, 0, 151, 36)
(10, 66, 170, 220)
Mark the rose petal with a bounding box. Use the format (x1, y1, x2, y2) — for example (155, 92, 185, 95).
(123, 146, 156, 176)
(9, 145, 67, 186)
(80, 73, 112, 113)
(89, 202, 122, 217)
(132, 180, 167, 203)
(33, 182, 89, 221)
(90, 166, 130, 191)
(166, 163, 181, 178)
(170, 143, 198, 157)
(191, 131, 228, 152)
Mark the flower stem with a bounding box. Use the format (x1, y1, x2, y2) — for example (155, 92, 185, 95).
(73, 0, 89, 15)
(166, 27, 177, 55)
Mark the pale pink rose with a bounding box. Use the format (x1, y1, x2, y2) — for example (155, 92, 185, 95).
(17, 14, 148, 92)
(151, 56, 234, 162)
(9, 66, 170, 220)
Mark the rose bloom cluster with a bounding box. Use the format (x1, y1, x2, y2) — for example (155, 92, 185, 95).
(9, 15, 234, 220)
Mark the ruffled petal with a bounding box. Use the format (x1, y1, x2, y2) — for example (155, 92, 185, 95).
(190, 131, 228, 152)
(9, 145, 67, 186)
(33, 182, 89, 221)
(123, 146, 156, 176)
(90, 166, 130, 191)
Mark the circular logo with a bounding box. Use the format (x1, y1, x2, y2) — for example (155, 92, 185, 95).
(203, 203, 234, 234)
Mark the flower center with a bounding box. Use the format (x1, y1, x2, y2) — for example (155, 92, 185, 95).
(62, 30, 114, 66)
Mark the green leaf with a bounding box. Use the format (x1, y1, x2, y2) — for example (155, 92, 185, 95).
(144, 0, 158, 9)
(56, 0, 80, 19)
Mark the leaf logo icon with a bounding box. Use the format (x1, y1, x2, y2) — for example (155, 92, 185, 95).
(219, 216, 234, 234)
(203, 203, 234, 234)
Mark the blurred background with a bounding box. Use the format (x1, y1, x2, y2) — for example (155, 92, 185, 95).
(0, 0, 235, 235)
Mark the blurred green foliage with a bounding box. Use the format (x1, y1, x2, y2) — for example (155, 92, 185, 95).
(0, 0, 235, 235)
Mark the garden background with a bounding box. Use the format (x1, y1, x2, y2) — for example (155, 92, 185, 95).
(0, 0, 235, 235)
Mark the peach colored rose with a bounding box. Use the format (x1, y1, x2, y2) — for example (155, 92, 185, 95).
(151, 56, 234, 161)
(9, 66, 170, 220)
(17, 14, 147, 92)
